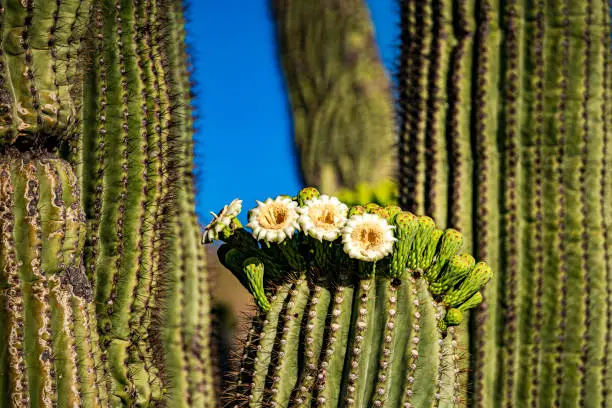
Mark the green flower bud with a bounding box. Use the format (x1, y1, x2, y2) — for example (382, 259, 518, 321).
(243, 258, 271, 312)
(364, 202, 381, 213)
(443, 263, 492, 308)
(419, 228, 443, 272)
(348, 205, 366, 217)
(389, 211, 419, 278)
(425, 229, 464, 282)
(429, 253, 475, 296)
(406, 216, 436, 270)
(369, 206, 390, 220)
(385, 205, 402, 221)
(444, 308, 463, 326)
(297, 187, 320, 206)
(457, 291, 483, 312)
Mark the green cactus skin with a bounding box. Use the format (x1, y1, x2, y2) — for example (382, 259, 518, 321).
(271, 0, 396, 195)
(226, 272, 469, 408)
(0, 153, 107, 407)
(397, 0, 612, 406)
(215, 195, 491, 408)
(0, 0, 91, 147)
(79, 1, 215, 406)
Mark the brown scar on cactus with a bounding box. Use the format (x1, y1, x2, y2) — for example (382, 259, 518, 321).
(203, 187, 492, 407)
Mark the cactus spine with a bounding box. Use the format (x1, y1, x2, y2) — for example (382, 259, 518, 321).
(272, 0, 396, 194)
(0, 153, 106, 407)
(397, 0, 612, 406)
(208, 188, 492, 407)
(79, 0, 215, 406)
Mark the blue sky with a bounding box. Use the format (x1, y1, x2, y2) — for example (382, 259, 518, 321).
(187, 0, 398, 225)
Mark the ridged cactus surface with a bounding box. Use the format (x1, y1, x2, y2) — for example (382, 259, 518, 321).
(397, 0, 612, 406)
(0, 152, 106, 407)
(205, 188, 492, 407)
(272, 0, 396, 194)
(0, 0, 91, 147)
(79, 0, 215, 406)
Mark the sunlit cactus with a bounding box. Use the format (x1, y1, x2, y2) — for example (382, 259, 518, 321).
(205, 187, 492, 407)
(78, 0, 215, 406)
(0, 152, 107, 407)
(397, 0, 612, 406)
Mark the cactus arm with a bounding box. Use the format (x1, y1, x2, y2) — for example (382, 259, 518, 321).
(268, 277, 310, 405)
(272, 0, 395, 193)
(247, 282, 291, 407)
(290, 282, 332, 406)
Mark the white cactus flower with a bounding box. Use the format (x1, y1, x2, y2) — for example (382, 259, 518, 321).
(202, 198, 242, 243)
(298, 195, 348, 242)
(246, 196, 300, 243)
(342, 213, 395, 262)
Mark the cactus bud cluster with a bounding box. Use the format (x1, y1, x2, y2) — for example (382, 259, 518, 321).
(205, 187, 492, 407)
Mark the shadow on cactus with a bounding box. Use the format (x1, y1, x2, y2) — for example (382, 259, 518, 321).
(204, 187, 492, 407)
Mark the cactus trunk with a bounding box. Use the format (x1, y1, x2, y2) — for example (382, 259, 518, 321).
(231, 275, 465, 408)
(0, 152, 106, 407)
(79, 0, 215, 406)
(397, 0, 612, 406)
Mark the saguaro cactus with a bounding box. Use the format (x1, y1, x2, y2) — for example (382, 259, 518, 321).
(272, 0, 396, 194)
(397, 0, 611, 406)
(0, 0, 91, 147)
(79, 0, 215, 406)
(0, 152, 106, 407)
(206, 188, 492, 407)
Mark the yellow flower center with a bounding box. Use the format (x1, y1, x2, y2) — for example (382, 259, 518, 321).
(351, 223, 383, 250)
(309, 204, 338, 231)
(258, 203, 291, 230)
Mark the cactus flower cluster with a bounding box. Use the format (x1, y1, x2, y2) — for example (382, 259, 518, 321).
(205, 187, 492, 407)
